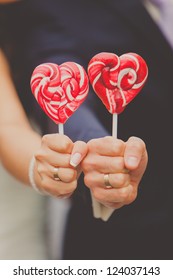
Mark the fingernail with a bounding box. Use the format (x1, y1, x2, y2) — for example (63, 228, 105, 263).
(70, 153, 82, 167)
(126, 156, 139, 167)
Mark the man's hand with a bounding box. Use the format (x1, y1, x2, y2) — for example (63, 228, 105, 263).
(81, 136, 148, 209)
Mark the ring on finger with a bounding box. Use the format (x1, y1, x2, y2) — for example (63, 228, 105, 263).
(104, 174, 113, 189)
(53, 167, 61, 181)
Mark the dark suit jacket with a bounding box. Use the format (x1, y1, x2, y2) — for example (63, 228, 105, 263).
(1, 0, 173, 259)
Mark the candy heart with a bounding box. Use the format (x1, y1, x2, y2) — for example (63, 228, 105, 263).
(30, 62, 89, 124)
(88, 52, 148, 114)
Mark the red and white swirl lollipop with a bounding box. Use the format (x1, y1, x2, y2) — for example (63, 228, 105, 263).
(88, 52, 148, 220)
(88, 52, 148, 113)
(31, 62, 89, 134)
(88, 52, 148, 137)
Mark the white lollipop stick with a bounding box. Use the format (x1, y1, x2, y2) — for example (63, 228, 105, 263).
(58, 123, 64, 135)
(101, 113, 118, 221)
(91, 193, 102, 219)
(112, 113, 118, 138)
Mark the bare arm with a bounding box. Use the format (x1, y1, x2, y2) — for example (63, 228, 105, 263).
(0, 49, 88, 197)
(0, 0, 19, 3)
(0, 49, 41, 184)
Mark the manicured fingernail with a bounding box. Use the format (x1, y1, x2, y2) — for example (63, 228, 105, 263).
(70, 153, 82, 167)
(126, 156, 139, 167)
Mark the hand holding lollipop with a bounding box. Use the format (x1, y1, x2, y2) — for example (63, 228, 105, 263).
(88, 52, 148, 220)
(30, 61, 89, 197)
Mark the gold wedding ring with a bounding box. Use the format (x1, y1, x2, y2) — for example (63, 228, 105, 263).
(104, 174, 113, 189)
(53, 167, 61, 181)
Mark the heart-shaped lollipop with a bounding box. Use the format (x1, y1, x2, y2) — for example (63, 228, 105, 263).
(88, 52, 148, 114)
(31, 62, 89, 124)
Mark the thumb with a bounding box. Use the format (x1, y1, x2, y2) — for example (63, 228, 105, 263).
(70, 141, 88, 167)
(124, 137, 148, 185)
(124, 136, 147, 170)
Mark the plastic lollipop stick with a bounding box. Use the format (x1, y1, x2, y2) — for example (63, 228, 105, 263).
(112, 113, 118, 138)
(88, 52, 148, 221)
(58, 123, 64, 135)
(91, 193, 102, 219)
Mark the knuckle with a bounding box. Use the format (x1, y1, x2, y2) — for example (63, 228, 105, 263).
(34, 149, 47, 161)
(132, 191, 138, 201)
(87, 139, 97, 151)
(115, 173, 127, 187)
(82, 156, 95, 172)
(88, 160, 98, 170)
(61, 136, 73, 151)
(112, 139, 125, 154)
(118, 188, 130, 202)
(116, 157, 125, 170)
(109, 158, 116, 171)
(63, 154, 71, 165)
(34, 150, 42, 161)
(103, 137, 124, 154)
(58, 181, 77, 196)
(70, 179, 78, 190)
(81, 157, 89, 170)
(64, 180, 77, 193)
(37, 164, 44, 175)
(84, 174, 92, 187)
(64, 169, 77, 183)
(110, 157, 124, 171)
(42, 134, 50, 144)
(102, 136, 113, 145)
(127, 189, 138, 204)
(92, 188, 102, 201)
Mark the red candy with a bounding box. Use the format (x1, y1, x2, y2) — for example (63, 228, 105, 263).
(88, 52, 148, 114)
(31, 62, 89, 124)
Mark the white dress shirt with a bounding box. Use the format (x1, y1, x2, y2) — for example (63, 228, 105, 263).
(144, 0, 173, 47)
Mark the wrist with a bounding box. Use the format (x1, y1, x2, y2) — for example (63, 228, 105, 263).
(28, 156, 46, 195)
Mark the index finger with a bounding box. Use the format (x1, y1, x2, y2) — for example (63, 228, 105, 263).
(42, 133, 74, 154)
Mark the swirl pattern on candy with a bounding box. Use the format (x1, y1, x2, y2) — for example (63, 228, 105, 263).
(31, 62, 89, 124)
(88, 52, 148, 114)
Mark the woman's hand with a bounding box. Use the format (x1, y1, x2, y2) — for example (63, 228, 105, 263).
(33, 133, 87, 198)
